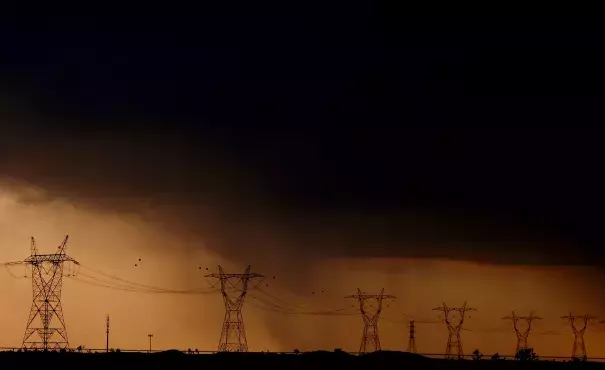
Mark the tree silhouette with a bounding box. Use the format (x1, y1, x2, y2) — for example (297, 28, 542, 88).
(472, 349, 483, 360)
(515, 348, 538, 361)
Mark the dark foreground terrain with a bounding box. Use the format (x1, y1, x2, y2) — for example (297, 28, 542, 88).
(0, 350, 602, 369)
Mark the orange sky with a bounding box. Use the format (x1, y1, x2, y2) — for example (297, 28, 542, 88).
(0, 184, 604, 358)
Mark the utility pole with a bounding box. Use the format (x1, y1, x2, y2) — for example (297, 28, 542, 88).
(106, 315, 110, 353)
(148, 334, 153, 353)
(3, 236, 79, 351)
(433, 302, 476, 359)
(561, 313, 596, 360)
(345, 288, 395, 354)
(407, 320, 417, 354)
(502, 311, 541, 354)
(205, 265, 263, 352)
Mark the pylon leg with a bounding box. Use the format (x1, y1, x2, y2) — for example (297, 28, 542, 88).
(573, 336, 587, 359)
(218, 299, 247, 352)
(359, 323, 380, 354)
(445, 332, 453, 359)
(515, 335, 529, 353)
(455, 332, 463, 359)
(444, 330, 463, 359)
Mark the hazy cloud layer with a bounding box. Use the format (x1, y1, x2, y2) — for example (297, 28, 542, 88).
(0, 98, 591, 269)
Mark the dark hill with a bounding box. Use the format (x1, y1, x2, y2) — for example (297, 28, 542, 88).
(0, 350, 601, 369)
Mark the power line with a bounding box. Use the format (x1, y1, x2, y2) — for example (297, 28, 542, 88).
(248, 293, 356, 316)
(77, 265, 220, 294)
(50, 263, 221, 295)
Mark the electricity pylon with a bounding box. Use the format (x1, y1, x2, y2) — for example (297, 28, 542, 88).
(502, 311, 541, 354)
(345, 288, 395, 354)
(432, 302, 476, 359)
(205, 265, 263, 352)
(3, 236, 79, 351)
(407, 320, 417, 353)
(561, 313, 596, 360)
(106, 315, 110, 353)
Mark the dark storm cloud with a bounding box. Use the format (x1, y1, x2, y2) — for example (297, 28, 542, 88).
(1, 16, 605, 268)
(0, 106, 600, 268)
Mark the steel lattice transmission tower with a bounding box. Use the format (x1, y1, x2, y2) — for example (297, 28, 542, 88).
(407, 320, 417, 354)
(561, 313, 596, 360)
(433, 302, 476, 359)
(4, 236, 79, 351)
(345, 288, 395, 354)
(106, 315, 110, 353)
(205, 265, 263, 352)
(502, 311, 541, 354)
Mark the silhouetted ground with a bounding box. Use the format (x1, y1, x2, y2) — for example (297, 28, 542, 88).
(0, 350, 602, 369)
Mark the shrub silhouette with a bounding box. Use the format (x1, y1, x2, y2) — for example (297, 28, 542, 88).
(472, 349, 483, 361)
(515, 348, 538, 361)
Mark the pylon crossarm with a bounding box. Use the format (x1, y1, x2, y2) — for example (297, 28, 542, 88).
(205, 273, 263, 279)
(2, 261, 24, 267)
(24, 254, 78, 264)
